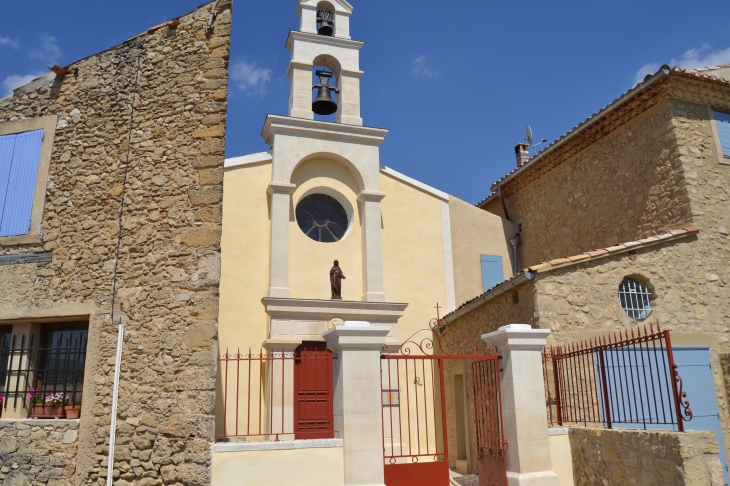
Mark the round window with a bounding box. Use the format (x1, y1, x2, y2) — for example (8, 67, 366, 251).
(618, 277, 652, 322)
(296, 194, 349, 243)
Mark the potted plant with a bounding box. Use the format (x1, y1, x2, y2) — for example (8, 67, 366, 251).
(28, 388, 46, 417)
(64, 397, 81, 419)
(45, 392, 65, 418)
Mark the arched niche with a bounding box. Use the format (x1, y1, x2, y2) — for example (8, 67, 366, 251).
(289, 152, 366, 194)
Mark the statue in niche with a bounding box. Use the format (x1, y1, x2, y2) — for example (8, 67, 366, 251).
(330, 260, 346, 300)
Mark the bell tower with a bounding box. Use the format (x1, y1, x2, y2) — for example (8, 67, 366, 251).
(288, 0, 363, 126)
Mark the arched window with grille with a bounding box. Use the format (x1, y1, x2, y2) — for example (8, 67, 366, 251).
(618, 277, 652, 322)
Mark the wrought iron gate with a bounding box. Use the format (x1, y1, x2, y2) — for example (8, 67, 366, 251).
(381, 318, 507, 486)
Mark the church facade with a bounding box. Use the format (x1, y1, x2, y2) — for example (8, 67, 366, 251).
(215, 0, 515, 437)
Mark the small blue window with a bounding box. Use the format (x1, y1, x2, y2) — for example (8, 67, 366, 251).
(714, 110, 730, 158)
(0, 129, 44, 237)
(480, 255, 504, 292)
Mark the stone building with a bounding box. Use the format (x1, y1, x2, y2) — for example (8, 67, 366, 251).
(443, 65, 730, 483)
(0, 2, 231, 486)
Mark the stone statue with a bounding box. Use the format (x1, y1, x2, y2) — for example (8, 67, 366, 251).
(330, 260, 346, 300)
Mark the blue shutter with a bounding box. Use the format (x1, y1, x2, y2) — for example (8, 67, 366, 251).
(480, 255, 504, 292)
(598, 347, 729, 485)
(0, 134, 16, 230)
(0, 129, 44, 237)
(715, 111, 730, 158)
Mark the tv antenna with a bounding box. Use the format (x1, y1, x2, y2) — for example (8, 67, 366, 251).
(526, 126, 547, 156)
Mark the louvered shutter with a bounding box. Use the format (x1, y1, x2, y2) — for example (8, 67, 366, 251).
(715, 111, 730, 158)
(0, 134, 15, 231)
(0, 130, 44, 237)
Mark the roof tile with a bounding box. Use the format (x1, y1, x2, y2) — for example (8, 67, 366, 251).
(528, 263, 552, 272)
(586, 249, 608, 257)
(669, 229, 687, 235)
(684, 226, 701, 233)
(604, 245, 626, 253)
(622, 241, 643, 247)
(547, 258, 572, 265)
(567, 254, 591, 262)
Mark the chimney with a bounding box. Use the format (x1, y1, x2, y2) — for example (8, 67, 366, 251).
(514, 143, 530, 168)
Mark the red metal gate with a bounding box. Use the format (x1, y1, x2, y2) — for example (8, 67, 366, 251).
(294, 342, 334, 440)
(381, 317, 507, 486)
(472, 360, 507, 486)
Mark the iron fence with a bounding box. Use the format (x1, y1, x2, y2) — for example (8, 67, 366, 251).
(217, 347, 337, 441)
(542, 323, 693, 430)
(0, 332, 87, 417)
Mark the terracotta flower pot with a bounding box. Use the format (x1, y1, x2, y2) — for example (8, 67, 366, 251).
(31, 404, 47, 417)
(49, 405, 65, 418)
(64, 405, 81, 419)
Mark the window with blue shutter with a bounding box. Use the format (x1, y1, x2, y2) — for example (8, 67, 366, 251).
(480, 255, 504, 292)
(0, 130, 44, 237)
(714, 110, 730, 158)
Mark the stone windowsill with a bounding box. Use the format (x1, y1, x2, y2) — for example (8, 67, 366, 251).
(548, 427, 569, 436)
(213, 438, 343, 452)
(0, 418, 80, 423)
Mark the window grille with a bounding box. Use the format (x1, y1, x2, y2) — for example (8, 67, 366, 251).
(618, 277, 651, 322)
(0, 327, 88, 419)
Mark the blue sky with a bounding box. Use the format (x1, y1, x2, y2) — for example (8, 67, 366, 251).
(1, 0, 728, 204)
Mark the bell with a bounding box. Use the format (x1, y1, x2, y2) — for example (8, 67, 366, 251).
(317, 10, 334, 36)
(312, 70, 339, 116)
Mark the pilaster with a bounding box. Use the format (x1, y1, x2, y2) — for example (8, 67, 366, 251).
(358, 191, 386, 302)
(268, 182, 297, 298)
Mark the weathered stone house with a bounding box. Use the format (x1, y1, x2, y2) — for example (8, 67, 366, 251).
(443, 65, 730, 482)
(0, 2, 231, 486)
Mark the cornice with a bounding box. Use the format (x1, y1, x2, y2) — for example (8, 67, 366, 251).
(261, 115, 388, 147)
(286, 30, 364, 52)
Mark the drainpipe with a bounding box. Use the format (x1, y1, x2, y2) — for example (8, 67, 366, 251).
(509, 233, 521, 276)
(107, 321, 125, 486)
(206, 0, 223, 33)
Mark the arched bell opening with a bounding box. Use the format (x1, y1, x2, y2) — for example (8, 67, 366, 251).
(316, 2, 335, 36)
(311, 55, 342, 121)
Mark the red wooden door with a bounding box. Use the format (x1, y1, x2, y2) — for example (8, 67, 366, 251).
(294, 342, 334, 440)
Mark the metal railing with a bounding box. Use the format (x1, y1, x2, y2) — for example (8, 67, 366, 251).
(1, 332, 87, 417)
(542, 323, 692, 430)
(218, 348, 337, 441)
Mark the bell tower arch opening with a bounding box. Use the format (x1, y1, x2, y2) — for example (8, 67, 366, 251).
(316, 2, 335, 36)
(311, 55, 342, 120)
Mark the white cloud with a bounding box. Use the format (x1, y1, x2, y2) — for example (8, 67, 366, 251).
(0, 37, 19, 49)
(411, 55, 437, 78)
(29, 34, 61, 64)
(634, 45, 730, 86)
(231, 60, 272, 96)
(2, 73, 44, 97)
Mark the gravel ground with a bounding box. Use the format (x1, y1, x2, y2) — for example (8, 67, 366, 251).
(453, 475, 479, 486)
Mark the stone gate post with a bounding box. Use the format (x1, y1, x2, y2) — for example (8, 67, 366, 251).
(482, 324, 559, 486)
(323, 321, 389, 486)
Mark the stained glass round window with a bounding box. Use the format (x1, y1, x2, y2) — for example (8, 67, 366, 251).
(296, 194, 349, 243)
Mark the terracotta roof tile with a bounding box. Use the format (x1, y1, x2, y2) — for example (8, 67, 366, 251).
(684, 226, 701, 232)
(656, 233, 674, 240)
(639, 237, 658, 243)
(547, 258, 572, 265)
(669, 229, 687, 235)
(528, 262, 552, 271)
(604, 245, 626, 253)
(585, 249, 608, 257)
(567, 254, 591, 262)
(622, 241, 643, 247)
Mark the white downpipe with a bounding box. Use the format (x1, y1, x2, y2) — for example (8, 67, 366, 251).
(106, 321, 125, 486)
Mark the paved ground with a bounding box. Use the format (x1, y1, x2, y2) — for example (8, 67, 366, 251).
(453, 474, 479, 486)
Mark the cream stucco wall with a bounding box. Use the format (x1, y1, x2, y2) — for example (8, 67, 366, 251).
(448, 197, 516, 307)
(289, 158, 363, 301)
(218, 160, 272, 353)
(549, 429, 575, 486)
(380, 172, 448, 340)
(212, 445, 345, 486)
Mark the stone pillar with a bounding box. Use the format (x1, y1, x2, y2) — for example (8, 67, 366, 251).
(268, 182, 297, 298)
(357, 191, 386, 303)
(481, 324, 559, 486)
(323, 322, 389, 486)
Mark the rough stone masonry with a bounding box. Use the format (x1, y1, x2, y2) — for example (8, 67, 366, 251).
(0, 1, 232, 485)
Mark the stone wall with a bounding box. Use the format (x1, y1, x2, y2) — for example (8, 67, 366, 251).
(0, 2, 231, 485)
(570, 427, 724, 485)
(0, 420, 79, 486)
(505, 99, 693, 268)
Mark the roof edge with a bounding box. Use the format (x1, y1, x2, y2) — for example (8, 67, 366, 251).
(443, 226, 700, 324)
